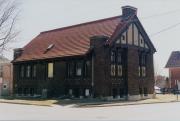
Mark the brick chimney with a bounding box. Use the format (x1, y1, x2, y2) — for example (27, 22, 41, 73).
(122, 6, 137, 18)
(13, 48, 23, 60)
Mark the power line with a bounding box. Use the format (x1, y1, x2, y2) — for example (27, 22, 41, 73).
(140, 9, 180, 20)
(150, 22, 180, 37)
(126, 8, 180, 24)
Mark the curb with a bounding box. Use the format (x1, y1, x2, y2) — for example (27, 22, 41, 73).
(78, 100, 179, 108)
(0, 101, 52, 107)
(0, 99, 179, 108)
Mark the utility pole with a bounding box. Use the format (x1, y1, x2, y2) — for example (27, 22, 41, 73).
(176, 80, 179, 101)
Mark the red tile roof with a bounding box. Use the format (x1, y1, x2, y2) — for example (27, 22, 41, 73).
(14, 16, 123, 62)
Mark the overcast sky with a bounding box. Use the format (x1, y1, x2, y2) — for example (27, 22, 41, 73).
(5, 0, 180, 76)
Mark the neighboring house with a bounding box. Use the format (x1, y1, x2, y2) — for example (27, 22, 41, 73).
(1, 63, 13, 96)
(0, 56, 10, 95)
(155, 75, 169, 89)
(166, 51, 180, 90)
(12, 6, 156, 100)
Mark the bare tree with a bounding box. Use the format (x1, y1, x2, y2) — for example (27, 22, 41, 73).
(0, 0, 19, 53)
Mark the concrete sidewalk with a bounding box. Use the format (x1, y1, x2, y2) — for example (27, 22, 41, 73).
(78, 94, 180, 107)
(0, 98, 57, 106)
(0, 94, 179, 107)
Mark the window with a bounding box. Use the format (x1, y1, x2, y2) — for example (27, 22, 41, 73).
(85, 61, 91, 77)
(48, 63, 53, 78)
(120, 88, 124, 98)
(85, 89, 90, 96)
(110, 49, 124, 77)
(30, 88, 34, 96)
(76, 62, 83, 76)
(111, 50, 116, 77)
(3, 84, 7, 89)
(26, 65, 31, 78)
(20, 66, 24, 78)
(142, 66, 146, 77)
(0, 66, 2, 77)
(117, 65, 122, 77)
(144, 88, 148, 96)
(121, 33, 127, 44)
(139, 88, 143, 95)
(111, 51, 116, 63)
(32, 65, 37, 77)
(111, 65, 116, 76)
(117, 49, 123, 77)
(117, 50, 122, 64)
(121, 35, 125, 41)
(18, 88, 22, 95)
(69, 89, 73, 95)
(138, 66, 141, 77)
(139, 53, 146, 77)
(68, 62, 74, 77)
(141, 55, 146, 65)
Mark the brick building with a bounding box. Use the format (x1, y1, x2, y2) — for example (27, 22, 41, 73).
(1, 63, 13, 96)
(0, 56, 12, 96)
(12, 6, 156, 100)
(166, 51, 180, 89)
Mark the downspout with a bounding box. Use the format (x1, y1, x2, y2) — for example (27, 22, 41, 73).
(91, 52, 94, 98)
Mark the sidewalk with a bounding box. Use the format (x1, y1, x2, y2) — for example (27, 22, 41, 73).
(0, 94, 179, 107)
(78, 94, 180, 108)
(0, 98, 57, 106)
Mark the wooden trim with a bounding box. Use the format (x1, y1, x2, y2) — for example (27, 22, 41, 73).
(132, 23, 134, 45)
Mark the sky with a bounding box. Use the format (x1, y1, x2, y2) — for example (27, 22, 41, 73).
(4, 0, 180, 76)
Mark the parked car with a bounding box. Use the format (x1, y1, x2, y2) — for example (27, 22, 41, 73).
(154, 86, 162, 94)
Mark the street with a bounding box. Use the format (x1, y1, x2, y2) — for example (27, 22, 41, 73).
(0, 102, 180, 120)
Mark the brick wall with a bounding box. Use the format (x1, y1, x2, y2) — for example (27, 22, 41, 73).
(2, 63, 13, 96)
(127, 46, 140, 95)
(169, 68, 180, 88)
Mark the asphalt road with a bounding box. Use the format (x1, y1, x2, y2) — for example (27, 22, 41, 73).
(0, 102, 180, 120)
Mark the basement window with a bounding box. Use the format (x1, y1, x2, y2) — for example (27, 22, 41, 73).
(144, 88, 148, 96)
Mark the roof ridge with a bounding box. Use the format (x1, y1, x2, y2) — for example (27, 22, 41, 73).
(172, 51, 180, 53)
(41, 15, 121, 34)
